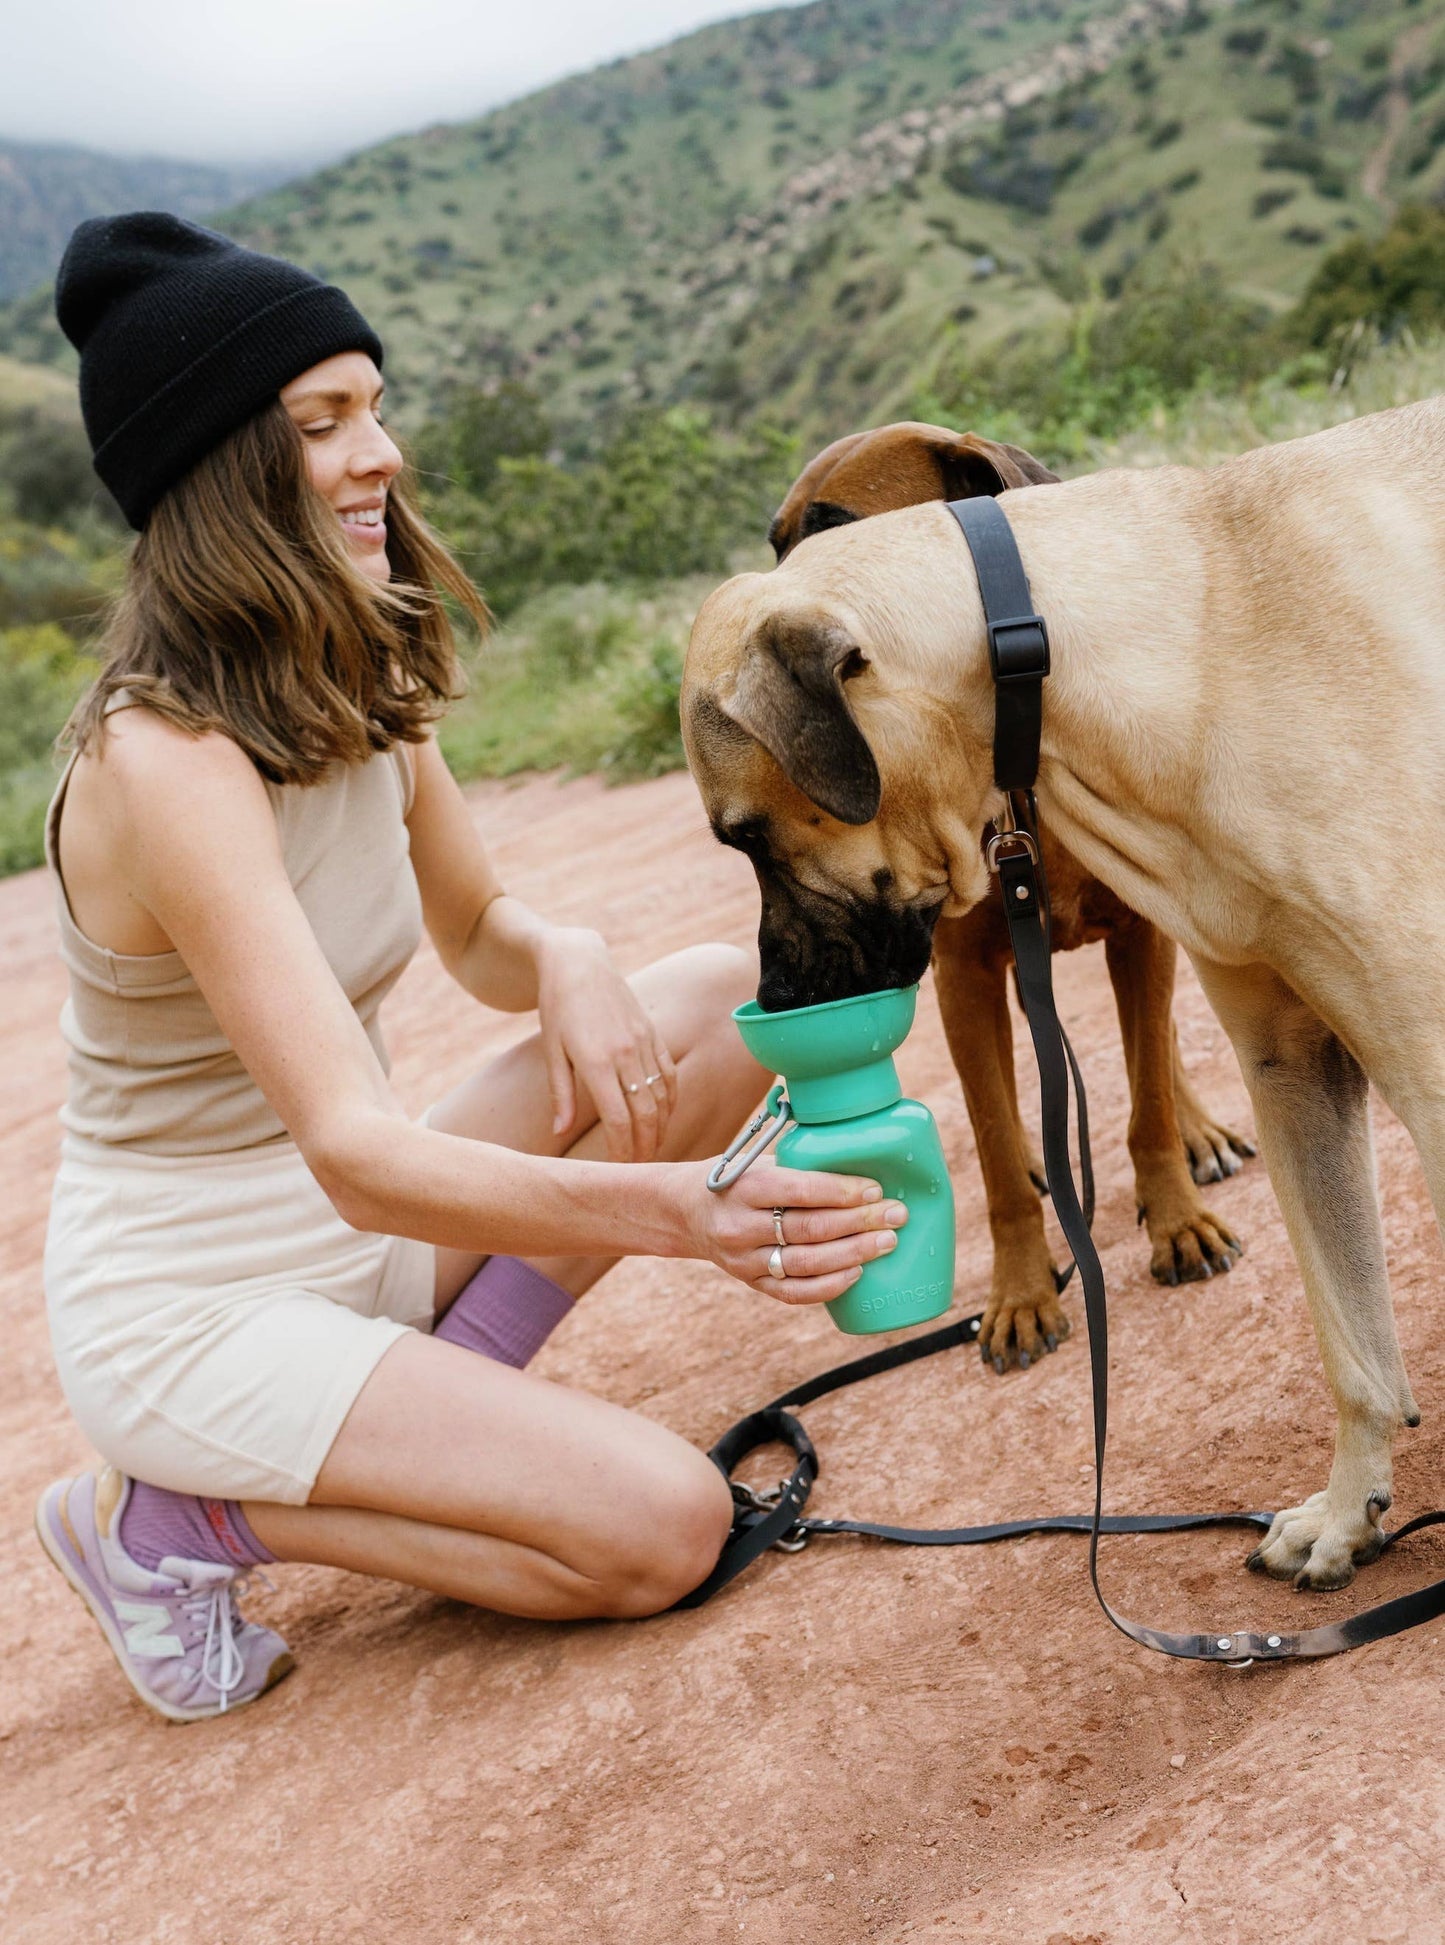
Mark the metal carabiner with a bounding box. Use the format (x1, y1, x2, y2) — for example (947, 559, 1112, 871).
(731, 1480, 809, 1552)
(707, 1090, 795, 1191)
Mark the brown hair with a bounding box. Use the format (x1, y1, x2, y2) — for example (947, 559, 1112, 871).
(66, 401, 486, 783)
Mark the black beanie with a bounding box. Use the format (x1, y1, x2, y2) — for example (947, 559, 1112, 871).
(56, 211, 384, 529)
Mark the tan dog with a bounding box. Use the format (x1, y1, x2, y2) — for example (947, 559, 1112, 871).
(769, 424, 1253, 1375)
(684, 395, 1445, 1593)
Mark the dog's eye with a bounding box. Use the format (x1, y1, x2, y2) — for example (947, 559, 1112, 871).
(715, 817, 771, 860)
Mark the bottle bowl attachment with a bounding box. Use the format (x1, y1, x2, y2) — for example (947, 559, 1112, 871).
(732, 985, 918, 1080)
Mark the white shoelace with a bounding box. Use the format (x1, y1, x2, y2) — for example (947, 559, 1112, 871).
(183, 1570, 273, 1710)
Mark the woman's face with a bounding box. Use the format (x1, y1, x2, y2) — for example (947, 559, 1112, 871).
(280, 351, 402, 585)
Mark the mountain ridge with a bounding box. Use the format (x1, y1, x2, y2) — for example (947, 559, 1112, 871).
(1, 0, 1440, 446)
(0, 138, 291, 301)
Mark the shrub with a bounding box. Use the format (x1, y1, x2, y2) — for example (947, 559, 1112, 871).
(600, 639, 685, 779)
(0, 407, 122, 531)
(1253, 187, 1298, 218)
(413, 381, 552, 495)
(931, 257, 1276, 458)
(1286, 204, 1445, 347)
(428, 408, 795, 616)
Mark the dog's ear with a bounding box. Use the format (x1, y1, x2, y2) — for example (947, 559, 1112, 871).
(931, 431, 1059, 501)
(726, 615, 881, 826)
(769, 431, 869, 560)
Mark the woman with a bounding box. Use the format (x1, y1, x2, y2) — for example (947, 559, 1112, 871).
(35, 214, 907, 1722)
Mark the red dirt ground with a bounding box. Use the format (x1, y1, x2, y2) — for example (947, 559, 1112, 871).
(4, 767, 1445, 1943)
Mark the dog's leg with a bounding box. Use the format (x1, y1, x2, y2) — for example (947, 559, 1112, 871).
(1170, 1025, 1257, 1185)
(933, 916, 1068, 1373)
(1104, 918, 1243, 1285)
(1192, 957, 1416, 1591)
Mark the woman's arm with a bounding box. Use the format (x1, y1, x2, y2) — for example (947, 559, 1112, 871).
(98, 712, 892, 1299)
(405, 735, 677, 1158)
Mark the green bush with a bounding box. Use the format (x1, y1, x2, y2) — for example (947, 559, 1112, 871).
(436, 577, 715, 786)
(600, 639, 686, 779)
(930, 257, 1276, 459)
(0, 621, 97, 873)
(1287, 204, 1445, 347)
(427, 407, 795, 616)
(413, 380, 552, 496)
(0, 405, 123, 531)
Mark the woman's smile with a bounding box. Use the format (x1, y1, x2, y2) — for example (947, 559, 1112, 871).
(337, 498, 388, 552)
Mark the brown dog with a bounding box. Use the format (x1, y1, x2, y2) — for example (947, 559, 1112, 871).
(762, 423, 1253, 1371)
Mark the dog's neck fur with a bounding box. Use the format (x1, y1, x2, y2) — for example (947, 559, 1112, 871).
(846, 397, 1445, 978)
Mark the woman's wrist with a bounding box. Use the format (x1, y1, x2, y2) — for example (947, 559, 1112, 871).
(533, 922, 609, 981)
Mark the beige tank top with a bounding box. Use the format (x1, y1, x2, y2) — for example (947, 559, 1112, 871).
(46, 705, 423, 1156)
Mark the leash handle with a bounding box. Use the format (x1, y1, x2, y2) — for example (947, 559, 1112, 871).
(707, 1087, 794, 1191)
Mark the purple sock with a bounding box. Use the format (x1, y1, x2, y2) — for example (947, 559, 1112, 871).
(434, 1254, 575, 1368)
(118, 1479, 275, 1574)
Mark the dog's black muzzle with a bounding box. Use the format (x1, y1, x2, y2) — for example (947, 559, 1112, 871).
(754, 871, 941, 1011)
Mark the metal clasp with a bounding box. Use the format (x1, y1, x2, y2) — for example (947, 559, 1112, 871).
(707, 1091, 795, 1191)
(731, 1479, 809, 1551)
(985, 825, 1039, 874)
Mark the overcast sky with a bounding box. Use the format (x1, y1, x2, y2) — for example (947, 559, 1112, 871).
(2, 0, 810, 169)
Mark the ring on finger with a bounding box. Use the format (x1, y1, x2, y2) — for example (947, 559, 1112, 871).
(644, 1072, 663, 1089)
(767, 1244, 786, 1280)
(771, 1206, 788, 1249)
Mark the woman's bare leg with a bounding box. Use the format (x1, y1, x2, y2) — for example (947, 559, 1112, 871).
(244, 940, 764, 1616)
(247, 1336, 734, 1618)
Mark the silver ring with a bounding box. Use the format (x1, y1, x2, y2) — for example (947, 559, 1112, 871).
(772, 1207, 788, 1249)
(644, 1073, 663, 1088)
(627, 1081, 639, 1094)
(767, 1244, 786, 1280)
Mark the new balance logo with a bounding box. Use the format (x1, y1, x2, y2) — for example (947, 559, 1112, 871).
(114, 1601, 184, 1659)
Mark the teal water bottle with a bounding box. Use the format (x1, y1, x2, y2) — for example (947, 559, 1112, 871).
(709, 986, 955, 1335)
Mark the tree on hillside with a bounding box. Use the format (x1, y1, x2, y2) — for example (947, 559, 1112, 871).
(1288, 205, 1445, 348)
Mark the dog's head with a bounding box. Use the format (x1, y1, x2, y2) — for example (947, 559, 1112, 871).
(685, 504, 1009, 1010)
(685, 424, 1056, 1011)
(767, 421, 1057, 563)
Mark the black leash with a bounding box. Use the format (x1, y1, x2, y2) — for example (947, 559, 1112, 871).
(680, 494, 1445, 1662)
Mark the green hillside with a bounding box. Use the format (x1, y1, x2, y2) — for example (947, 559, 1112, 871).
(5, 0, 1438, 445)
(0, 140, 286, 302)
(2, 0, 1445, 878)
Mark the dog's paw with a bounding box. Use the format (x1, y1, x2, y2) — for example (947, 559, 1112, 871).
(1145, 1204, 1243, 1286)
(1246, 1487, 1390, 1591)
(1176, 1105, 1256, 1186)
(979, 1284, 1070, 1376)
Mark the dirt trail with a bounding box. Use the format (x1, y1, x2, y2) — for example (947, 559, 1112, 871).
(4, 767, 1445, 1942)
(1362, 19, 1437, 210)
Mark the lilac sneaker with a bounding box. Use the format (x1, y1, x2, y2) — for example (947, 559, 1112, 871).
(35, 1468, 295, 1723)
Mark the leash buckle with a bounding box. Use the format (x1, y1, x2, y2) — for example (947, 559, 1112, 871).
(987, 613, 1050, 684)
(985, 826, 1040, 874)
(707, 1090, 794, 1191)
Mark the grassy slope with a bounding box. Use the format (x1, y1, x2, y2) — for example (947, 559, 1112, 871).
(5, 1, 1441, 446)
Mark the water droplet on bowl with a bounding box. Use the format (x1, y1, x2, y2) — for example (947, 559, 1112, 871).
(905, 1152, 914, 1163)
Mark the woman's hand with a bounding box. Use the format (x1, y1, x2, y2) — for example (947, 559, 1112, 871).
(685, 1160, 909, 1306)
(536, 927, 679, 1162)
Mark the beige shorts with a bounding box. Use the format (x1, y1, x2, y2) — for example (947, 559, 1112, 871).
(45, 1133, 436, 1505)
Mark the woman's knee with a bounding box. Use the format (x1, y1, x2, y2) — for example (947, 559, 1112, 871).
(586, 1455, 734, 1619)
(647, 942, 757, 1044)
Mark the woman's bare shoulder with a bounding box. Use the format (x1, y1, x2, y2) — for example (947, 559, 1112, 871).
(62, 708, 281, 954)
(93, 705, 262, 796)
